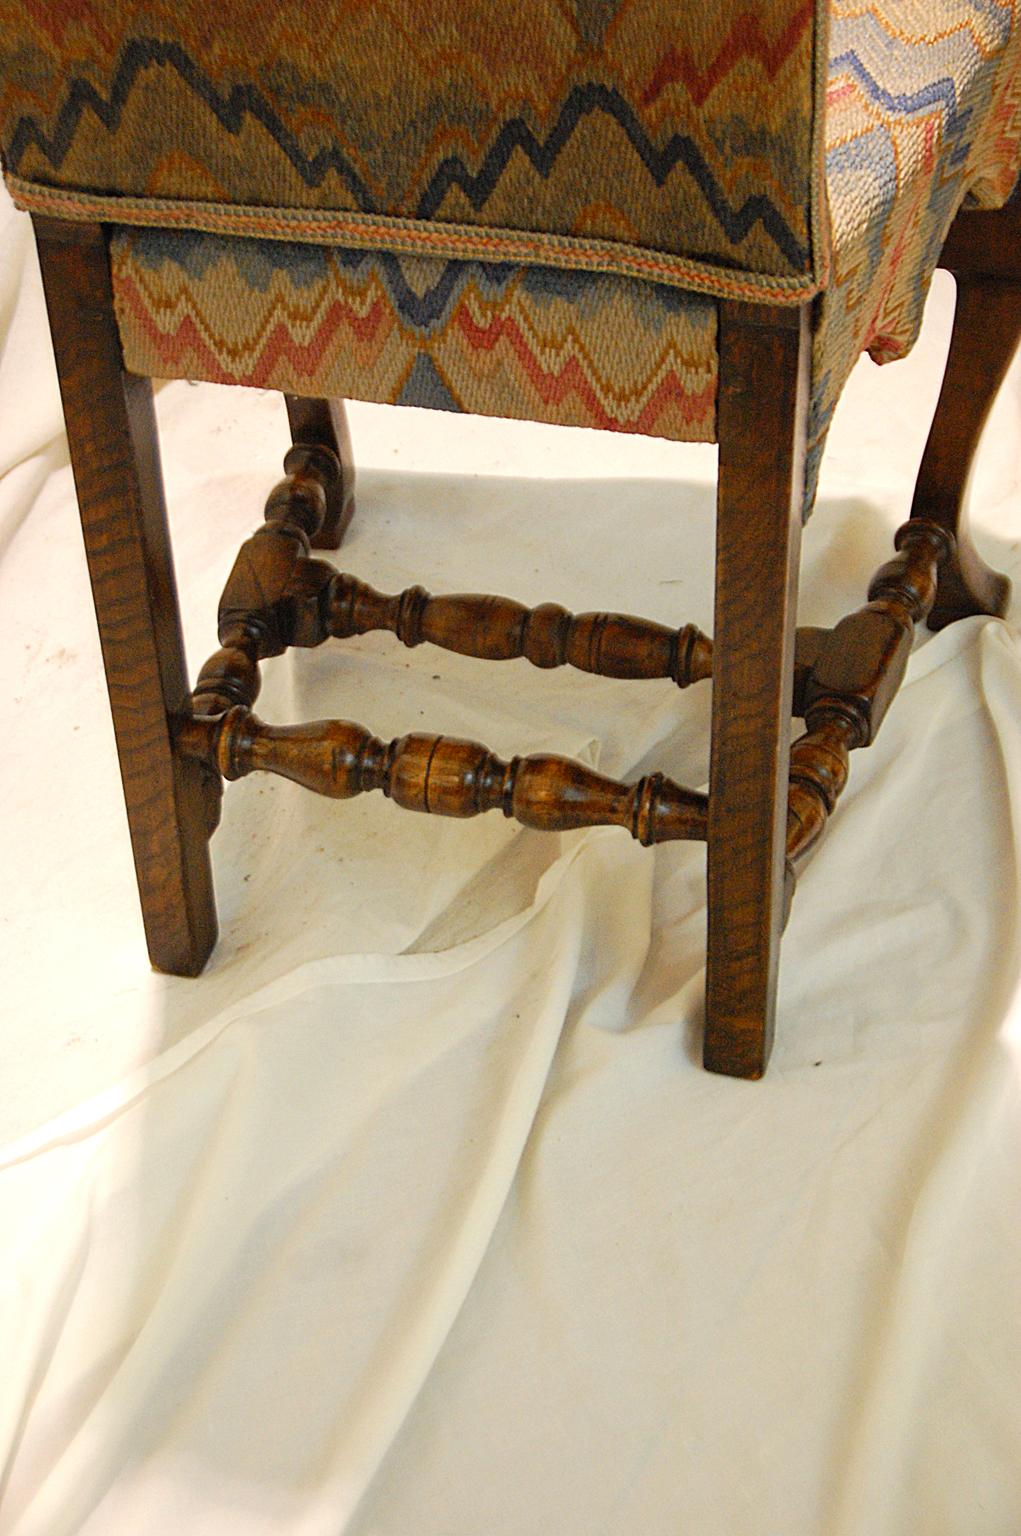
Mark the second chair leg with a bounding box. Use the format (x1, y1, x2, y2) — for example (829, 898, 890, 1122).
(703, 301, 811, 1078)
(912, 200, 1021, 630)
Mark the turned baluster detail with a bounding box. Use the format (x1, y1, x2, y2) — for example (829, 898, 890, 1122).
(177, 707, 708, 845)
(187, 486, 953, 876)
(276, 566, 714, 686)
(786, 520, 952, 874)
(191, 621, 263, 718)
(785, 708, 860, 868)
(191, 443, 342, 715)
(798, 519, 950, 746)
(866, 517, 951, 624)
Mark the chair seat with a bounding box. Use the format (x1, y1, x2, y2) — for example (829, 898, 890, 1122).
(3, 0, 1019, 513)
(1, 0, 826, 295)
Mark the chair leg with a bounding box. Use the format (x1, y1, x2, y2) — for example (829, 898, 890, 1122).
(284, 395, 356, 550)
(915, 200, 1021, 630)
(703, 301, 811, 1079)
(34, 216, 219, 976)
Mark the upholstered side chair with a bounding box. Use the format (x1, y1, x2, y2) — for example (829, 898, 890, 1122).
(1, 2, 1018, 1077)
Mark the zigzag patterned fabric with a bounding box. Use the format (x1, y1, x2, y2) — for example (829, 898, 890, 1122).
(0, 0, 828, 301)
(809, 0, 1021, 500)
(1, 1, 1019, 511)
(110, 235, 720, 442)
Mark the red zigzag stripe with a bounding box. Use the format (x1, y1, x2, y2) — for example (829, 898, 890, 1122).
(642, 1, 815, 108)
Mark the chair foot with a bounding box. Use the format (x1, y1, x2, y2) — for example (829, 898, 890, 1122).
(285, 395, 356, 550)
(925, 529, 1011, 632)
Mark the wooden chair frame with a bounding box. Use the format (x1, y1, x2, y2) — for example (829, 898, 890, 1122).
(32, 197, 1021, 1078)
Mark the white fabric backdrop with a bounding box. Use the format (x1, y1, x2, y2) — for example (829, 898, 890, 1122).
(1, 184, 1020, 1535)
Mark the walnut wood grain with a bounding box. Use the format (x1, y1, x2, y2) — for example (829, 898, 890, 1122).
(34, 215, 218, 975)
(802, 520, 950, 744)
(786, 520, 949, 869)
(704, 299, 811, 1079)
(178, 709, 708, 844)
(285, 395, 356, 550)
(917, 199, 1021, 629)
(298, 569, 713, 685)
(190, 442, 335, 715)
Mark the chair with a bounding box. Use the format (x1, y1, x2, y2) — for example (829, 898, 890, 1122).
(1, 1, 1018, 1077)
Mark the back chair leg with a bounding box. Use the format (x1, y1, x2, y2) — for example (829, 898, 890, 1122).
(704, 301, 811, 1079)
(916, 198, 1021, 629)
(285, 395, 356, 550)
(34, 216, 219, 976)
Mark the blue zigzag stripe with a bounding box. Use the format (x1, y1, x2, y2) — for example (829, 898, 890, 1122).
(830, 49, 964, 123)
(415, 81, 809, 268)
(6, 39, 375, 208)
(128, 228, 699, 332)
(8, 39, 810, 271)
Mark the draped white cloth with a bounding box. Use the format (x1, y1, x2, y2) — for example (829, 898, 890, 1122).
(1, 186, 1019, 1535)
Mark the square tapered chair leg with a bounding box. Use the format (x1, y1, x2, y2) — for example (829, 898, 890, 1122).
(35, 217, 219, 976)
(703, 301, 810, 1079)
